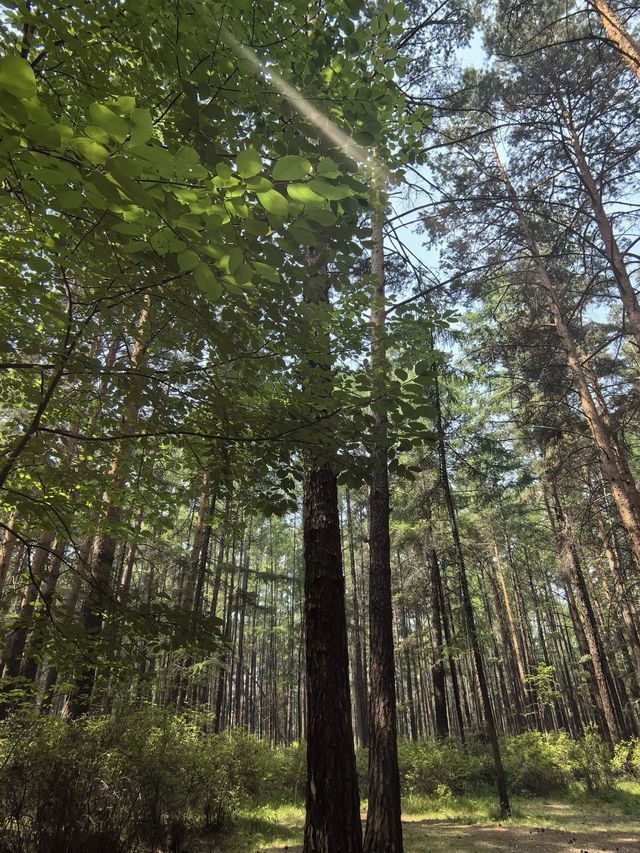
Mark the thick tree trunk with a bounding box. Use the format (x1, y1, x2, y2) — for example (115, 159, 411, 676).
(302, 248, 362, 853)
(303, 463, 362, 853)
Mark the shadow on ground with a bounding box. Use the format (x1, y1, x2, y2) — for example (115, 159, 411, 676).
(401, 820, 640, 852)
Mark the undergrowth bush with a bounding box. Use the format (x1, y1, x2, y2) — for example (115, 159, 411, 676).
(0, 708, 255, 853)
(502, 731, 573, 794)
(397, 736, 492, 796)
(1, 709, 635, 852)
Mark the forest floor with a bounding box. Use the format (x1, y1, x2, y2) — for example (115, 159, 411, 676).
(210, 783, 640, 852)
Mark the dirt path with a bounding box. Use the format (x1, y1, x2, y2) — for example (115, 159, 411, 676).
(258, 817, 640, 853)
(402, 819, 640, 852)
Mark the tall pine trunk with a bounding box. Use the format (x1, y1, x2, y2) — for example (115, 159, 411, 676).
(364, 191, 403, 853)
(302, 248, 362, 853)
(434, 369, 511, 815)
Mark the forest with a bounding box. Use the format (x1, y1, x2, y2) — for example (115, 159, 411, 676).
(1, 0, 640, 851)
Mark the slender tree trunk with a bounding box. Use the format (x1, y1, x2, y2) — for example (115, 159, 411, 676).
(434, 369, 511, 815)
(1, 532, 55, 684)
(346, 487, 369, 747)
(424, 518, 449, 739)
(439, 567, 466, 743)
(492, 141, 640, 572)
(364, 192, 403, 853)
(559, 103, 640, 346)
(69, 302, 150, 716)
(0, 512, 19, 595)
(20, 538, 66, 684)
(543, 474, 625, 743)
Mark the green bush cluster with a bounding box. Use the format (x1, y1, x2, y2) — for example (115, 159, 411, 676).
(396, 727, 622, 799)
(1, 710, 635, 851)
(396, 737, 493, 796)
(0, 708, 267, 853)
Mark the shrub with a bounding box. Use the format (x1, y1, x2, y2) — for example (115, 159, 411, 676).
(0, 708, 257, 852)
(568, 725, 614, 793)
(397, 736, 491, 796)
(612, 738, 640, 778)
(503, 731, 573, 794)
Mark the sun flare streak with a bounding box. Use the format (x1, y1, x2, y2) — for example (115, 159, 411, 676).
(222, 28, 385, 186)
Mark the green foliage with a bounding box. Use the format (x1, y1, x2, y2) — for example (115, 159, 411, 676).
(613, 738, 640, 778)
(568, 725, 614, 793)
(0, 709, 259, 852)
(395, 731, 620, 799)
(2, 714, 638, 852)
(396, 737, 492, 796)
(502, 731, 573, 794)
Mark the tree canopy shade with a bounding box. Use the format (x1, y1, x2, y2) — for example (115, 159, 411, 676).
(2, 0, 640, 851)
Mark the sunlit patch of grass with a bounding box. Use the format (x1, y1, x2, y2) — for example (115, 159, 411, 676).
(213, 803, 304, 852)
(213, 782, 640, 851)
(402, 790, 500, 824)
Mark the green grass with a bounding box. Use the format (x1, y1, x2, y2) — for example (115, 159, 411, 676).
(208, 781, 640, 852)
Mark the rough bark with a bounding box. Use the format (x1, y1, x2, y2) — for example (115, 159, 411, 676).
(301, 245, 362, 852)
(589, 0, 640, 82)
(364, 196, 403, 853)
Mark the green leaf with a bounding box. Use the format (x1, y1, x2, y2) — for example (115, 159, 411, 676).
(233, 263, 253, 285)
(53, 190, 83, 210)
(286, 184, 325, 205)
(272, 155, 312, 181)
(0, 56, 36, 100)
(85, 125, 110, 145)
(129, 108, 153, 146)
(89, 102, 129, 143)
(257, 189, 289, 217)
(105, 96, 136, 115)
(317, 157, 341, 178)
(308, 179, 352, 200)
(177, 249, 200, 271)
(194, 263, 222, 301)
(237, 147, 262, 179)
(304, 207, 336, 226)
(25, 122, 61, 147)
(252, 261, 280, 284)
(69, 137, 109, 164)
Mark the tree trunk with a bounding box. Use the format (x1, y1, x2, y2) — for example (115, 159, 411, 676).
(69, 302, 150, 716)
(544, 475, 626, 743)
(492, 140, 640, 572)
(589, 0, 640, 82)
(435, 369, 511, 816)
(346, 487, 369, 746)
(424, 519, 449, 739)
(559, 102, 640, 347)
(364, 194, 403, 853)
